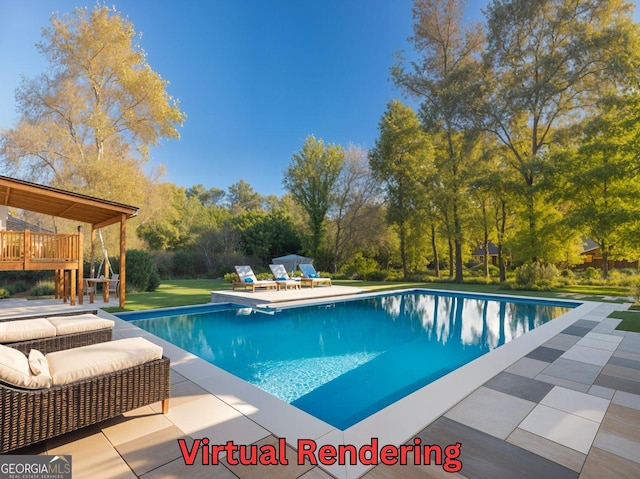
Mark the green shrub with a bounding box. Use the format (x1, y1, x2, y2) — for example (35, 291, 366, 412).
(343, 253, 380, 280)
(560, 269, 575, 280)
(30, 281, 55, 296)
(0, 287, 10, 298)
(627, 277, 640, 303)
(126, 249, 160, 292)
(582, 267, 602, 281)
(366, 270, 388, 281)
(171, 251, 197, 278)
(10, 280, 29, 293)
(223, 272, 237, 283)
(151, 251, 173, 279)
(515, 263, 558, 290)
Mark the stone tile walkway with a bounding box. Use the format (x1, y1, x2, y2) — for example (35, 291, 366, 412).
(4, 300, 640, 478)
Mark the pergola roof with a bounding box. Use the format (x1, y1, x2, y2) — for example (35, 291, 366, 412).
(0, 175, 139, 229)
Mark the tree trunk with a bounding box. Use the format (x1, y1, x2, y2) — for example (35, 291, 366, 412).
(453, 196, 463, 283)
(602, 245, 609, 280)
(448, 237, 454, 278)
(431, 223, 440, 278)
(483, 236, 489, 278)
(400, 220, 408, 281)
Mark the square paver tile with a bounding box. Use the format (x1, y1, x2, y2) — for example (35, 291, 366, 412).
(416, 417, 578, 479)
(47, 429, 137, 479)
(543, 334, 580, 351)
(518, 404, 600, 454)
(591, 319, 622, 335)
(561, 325, 594, 337)
(539, 358, 603, 385)
(444, 386, 536, 440)
(587, 385, 616, 400)
(560, 345, 613, 367)
(539, 386, 609, 422)
(573, 319, 600, 329)
(505, 357, 549, 379)
(600, 363, 640, 382)
(612, 390, 640, 410)
(534, 373, 591, 393)
(99, 405, 175, 447)
(168, 394, 269, 446)
(583, 331, 623, 344)
(116, 425, 188, 476)
(484, 372, 554, 402)
(579, 447, 640, 479)
(593, 373, 640, 396)
(592, 403, 640, 464)
(526, 346, 565, 363)
(506, 428, 585, 472)
(607, 355, 640, 370)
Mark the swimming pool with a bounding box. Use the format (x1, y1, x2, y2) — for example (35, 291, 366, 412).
(120, 290, 575, 429)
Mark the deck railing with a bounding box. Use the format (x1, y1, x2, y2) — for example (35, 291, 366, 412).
(0, 230, 80, 269)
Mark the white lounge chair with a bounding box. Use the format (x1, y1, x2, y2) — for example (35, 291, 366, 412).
(232, 266, 278, 293)
(299, 263, 332, 288)
(269, 264, 301, 290)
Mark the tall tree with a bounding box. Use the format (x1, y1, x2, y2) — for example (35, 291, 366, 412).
(482, 0, 639, 262)
(227, 180, 264, 213)
(1, 5, 184, 191)
(0, 5, 185, 255)
(393, 0, 485, 282)
(328, 145, 385, 273)
(369, 100, 434, 280)
(186, 184, 225, 207)
(283, 135, 344, 258)
(552, 94, 640, 278)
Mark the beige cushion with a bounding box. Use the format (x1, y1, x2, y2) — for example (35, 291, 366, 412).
(0, 344, 52, 389)
(46, 337, 163, 386)
(0, 318, 57, 343)
(28, 349, 49, 376)
(47, 314, 114, 335)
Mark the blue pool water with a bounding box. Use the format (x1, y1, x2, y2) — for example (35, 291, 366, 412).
(120, 291, 575, 429)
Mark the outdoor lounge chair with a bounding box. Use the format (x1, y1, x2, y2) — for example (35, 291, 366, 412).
(232, 265, 278, 293)
(0, 310, 113, 355)
(269, 263, 301, 290)
(299, 263, 332, 288)
(0, 337, 170, 454)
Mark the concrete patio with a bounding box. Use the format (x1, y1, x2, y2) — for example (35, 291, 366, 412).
(2, 295, 639, 478)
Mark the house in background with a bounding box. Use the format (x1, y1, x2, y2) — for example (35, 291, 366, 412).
(579, 238, 638, 270)
(471, 242, 500, 266)
(0, 205, 53, 233)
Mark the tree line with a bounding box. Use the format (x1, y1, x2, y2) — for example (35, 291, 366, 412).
(2, 1, 640, 283)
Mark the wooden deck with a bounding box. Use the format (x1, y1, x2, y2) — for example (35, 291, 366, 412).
(0, 229, 85, 305)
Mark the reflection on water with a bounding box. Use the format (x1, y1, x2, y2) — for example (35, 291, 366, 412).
(133, 292, 572, 428)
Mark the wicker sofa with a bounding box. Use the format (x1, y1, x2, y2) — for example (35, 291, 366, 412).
(0, 310, 113, 355)
(0, 337, 171, 454)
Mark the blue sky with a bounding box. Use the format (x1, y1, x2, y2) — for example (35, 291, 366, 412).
(0, 1, 635, 197)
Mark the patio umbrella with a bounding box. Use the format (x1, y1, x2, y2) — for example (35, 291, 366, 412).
(272, 254, 313, 273)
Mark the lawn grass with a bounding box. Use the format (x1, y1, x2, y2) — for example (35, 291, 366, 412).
(608, 310, 640, 333)
(103, 278, 632, 313)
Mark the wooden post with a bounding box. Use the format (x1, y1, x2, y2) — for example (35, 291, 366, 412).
(70, 269, 76, 306)
(90, 228, 96, 278)
(54, 270, 60, 299)
(23, 229, 30, 271)
(119, 214, 126, 308)
(78, 225, 84, 305)
(62, 270, 67, 303)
